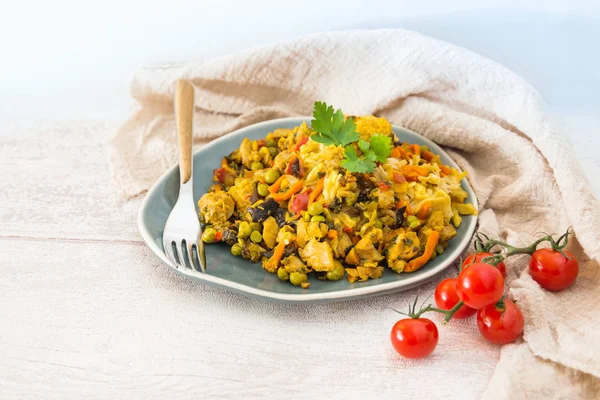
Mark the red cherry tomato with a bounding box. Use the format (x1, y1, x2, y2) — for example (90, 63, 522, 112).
(477, 299, 524, 344)
(289, 193, 309, 214)
(464, 252, 506, 278)
(390, 318, 439, 359)
(456, 263, 504, 309)
(434, 278, 477, 319)
(529, 249, 579, 291)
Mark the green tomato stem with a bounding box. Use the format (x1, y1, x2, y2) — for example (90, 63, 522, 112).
(412, 300, 465, 323)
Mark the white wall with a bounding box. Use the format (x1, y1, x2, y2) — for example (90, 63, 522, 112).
(1, 0, 599, 119)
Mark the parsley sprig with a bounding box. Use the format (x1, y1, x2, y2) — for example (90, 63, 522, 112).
(310, 101, 392, 173)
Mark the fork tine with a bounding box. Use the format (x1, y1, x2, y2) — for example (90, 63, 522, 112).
(173, 241, 185, 268)
(164, 239, 179, 268)
(187, 242, 199, 272)
(178, 241, 191, 270)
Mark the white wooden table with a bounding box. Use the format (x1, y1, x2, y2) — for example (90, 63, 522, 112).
(1, 6, 599, 399)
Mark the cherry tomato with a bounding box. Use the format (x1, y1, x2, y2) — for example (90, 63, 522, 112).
(529, 249, 578, 291)
(456, 263, 504, 309)
(390, 318, 438, 358)
(477, 299, 524, 344)
(464, 252, 506, 278)
(434, 278, 477, 319)
(289, 193, 309, 214)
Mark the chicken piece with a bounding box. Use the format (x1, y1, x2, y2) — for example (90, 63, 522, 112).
(426, 210, 445, 231)
(386, 231, 421, 273)
(239, 138, 252, 168)
(346, 262, 385, 283)
(440, 224, 457, 242)
(272, 150, 294, 172)
(333, 232, 353, 258)
(345, 248, 360, 266)
(227, 178, 255, 210)
(262, 216, 279, 249)
(354, 238, 384, 262)
(296, 219, 322, 248)
(298, 239, 335, 272)
(307, 221, 324, 239)
(296, 218, 308, 248)
(198, 192, 234, 225)
(372, 188, 395, 209)
(276, 225, 296, 245)
(281, 255, 307, 273)
(361, 226, 383, 244)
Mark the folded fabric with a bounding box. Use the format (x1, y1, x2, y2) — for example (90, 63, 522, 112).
(108, 29, 600, 398)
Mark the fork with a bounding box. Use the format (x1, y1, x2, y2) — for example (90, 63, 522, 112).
(162, 80, 206, 273)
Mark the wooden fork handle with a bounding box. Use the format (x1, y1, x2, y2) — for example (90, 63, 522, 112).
(175, 80, 195, 184)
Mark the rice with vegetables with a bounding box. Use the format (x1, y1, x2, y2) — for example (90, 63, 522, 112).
(198, 102, 477, 289)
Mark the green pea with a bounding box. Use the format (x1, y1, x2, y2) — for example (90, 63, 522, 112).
(303, 212, 311, 221)
(326, 263, 345, 281)
(374, 220, 383, 229)
(250, 222, 262, 233)
(257, 183, 269, 197)
(264, 169, 280, 184)
(421, 145, 429, 152)
(250, 231, 262, 243)
(201, 227, 217, 243)
(290, 271, 308, 287)
(407, 215, 420, 229)
(265, 139, 277, 147)
(231, 243, 243, 256)
(277, 268, 289, 281)
(268, 146, 278, 157)
(251, 161, 264, 171)
(308, 202, 323, 216)
(238, 221, 252, 239)
(311, 215, 326, 223)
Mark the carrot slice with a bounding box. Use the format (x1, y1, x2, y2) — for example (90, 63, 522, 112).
(409, 144, 421, 155)
(268, 175, 286, 194)
(406, 231, 439, 272)
(264, 241, 286, 273)
(391, 146, 408, 159)
(417, 202, 430, 220)
(327, 230, 338, 240)
(272, 181, 304, 201)
(308, 177, 324, 205)
(422, 150, 435, 161)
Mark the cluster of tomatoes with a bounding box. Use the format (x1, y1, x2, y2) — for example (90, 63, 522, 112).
(390, 230, 579, 359)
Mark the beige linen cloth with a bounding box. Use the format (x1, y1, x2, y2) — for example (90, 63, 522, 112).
(108, 30, 600, 398)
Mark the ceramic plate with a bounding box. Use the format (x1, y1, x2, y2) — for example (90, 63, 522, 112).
(139, 117, 478, 303)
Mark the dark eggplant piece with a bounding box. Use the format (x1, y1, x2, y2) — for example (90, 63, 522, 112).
(221, 229, 238, 245)
(247, 198, 282, 223)
(283, 243, 298, 257)
(395, 206, 407, 228)
(272, 208, 287, 228)
(249, 183, 260, 204)
(289, 157, 301, 177)
(263, 249, 274, 259)
(357, 188, 370, 203)
(328, 197, 342, 213)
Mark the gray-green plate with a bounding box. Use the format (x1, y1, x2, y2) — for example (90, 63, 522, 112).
(138, 117, 478, 304)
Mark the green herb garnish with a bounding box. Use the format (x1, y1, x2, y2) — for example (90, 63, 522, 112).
(310, 101, 392, 173)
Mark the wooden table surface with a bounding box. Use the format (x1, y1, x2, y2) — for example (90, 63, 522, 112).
(1, 6, 599, 399)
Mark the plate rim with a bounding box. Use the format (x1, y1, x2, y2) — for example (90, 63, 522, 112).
(138, 117, 478, 303)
